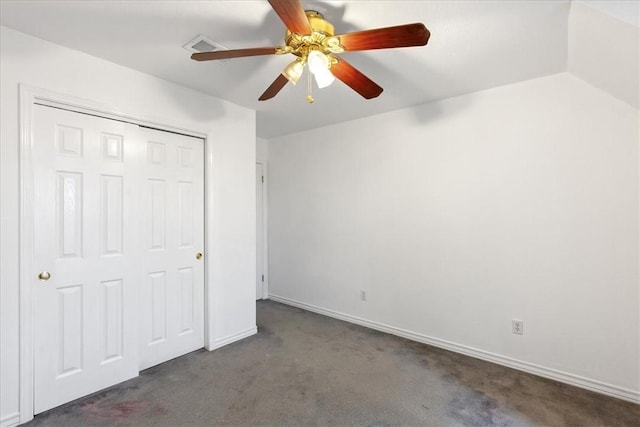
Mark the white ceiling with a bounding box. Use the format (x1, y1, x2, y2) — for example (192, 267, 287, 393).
(0, 1, 630, 138)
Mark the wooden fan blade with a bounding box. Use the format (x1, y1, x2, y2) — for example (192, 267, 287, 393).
(337, 23, 430, 52)
(191, 47, 278, 61)
(259, 74, 289, 101)
(268, 0, 312, 34)
(331, 57, 383, 99)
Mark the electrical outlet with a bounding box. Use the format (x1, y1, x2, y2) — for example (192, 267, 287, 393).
(512, 319, 524, 335)
(360, 290, 367, 301)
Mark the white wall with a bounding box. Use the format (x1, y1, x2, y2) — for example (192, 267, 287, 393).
(257, 137, 269, 165)
(267, 73, 639, 402)
(0, 27, 256, 424)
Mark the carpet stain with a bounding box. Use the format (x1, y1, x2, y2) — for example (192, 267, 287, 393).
(79, 399, 163, 422)
(447, 391, 511, 427)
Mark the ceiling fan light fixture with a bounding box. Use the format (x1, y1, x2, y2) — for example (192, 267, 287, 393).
(282, 59, 304, 85)
(307, 50, 328, 74)
(313, 67, 335, 88)
(307, 50, 335, 88)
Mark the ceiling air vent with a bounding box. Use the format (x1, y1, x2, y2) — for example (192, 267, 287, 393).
(183, 35, 227, 53)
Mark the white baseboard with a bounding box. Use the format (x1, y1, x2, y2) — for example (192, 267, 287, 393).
(269, 294, 640, 404)
(209, 326, 258, 350)
(0, 413, 20, 427)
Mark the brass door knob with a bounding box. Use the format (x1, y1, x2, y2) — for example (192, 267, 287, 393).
(38, 271, 51, 281)
(196, 252, 203, 260)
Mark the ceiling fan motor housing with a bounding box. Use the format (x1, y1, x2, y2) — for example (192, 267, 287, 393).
(283, 11, 343, 61)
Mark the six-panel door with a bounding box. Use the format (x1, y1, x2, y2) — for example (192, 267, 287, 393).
(33, 105, 142, 413)
(138, 127, 205, 370)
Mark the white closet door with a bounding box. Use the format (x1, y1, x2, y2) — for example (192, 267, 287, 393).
(33, 105, 141, 414)
(139, 127, 205, 370)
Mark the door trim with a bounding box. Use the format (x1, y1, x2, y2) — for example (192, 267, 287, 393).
(18, 84, 211, 424)
(256, 162, 268, 300)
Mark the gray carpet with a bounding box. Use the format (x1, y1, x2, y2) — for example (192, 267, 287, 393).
(27, 300, 639, 426)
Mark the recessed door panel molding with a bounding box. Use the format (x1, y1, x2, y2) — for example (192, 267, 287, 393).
(56, 125, 83, 157)
(57, 172, 83, 258)
(57, 284, 83, 377)
(178, 146, 193, 168)
(149, 272, 167, 345)
(178, 181, 193, 248)
(178, 267, 194, 335)
(101, 133, 123, 162)
(148, 179, 166, 251)
(147, 141, 166, 167)
(101, 279, 123, 364)
(101, 175, 123, 256)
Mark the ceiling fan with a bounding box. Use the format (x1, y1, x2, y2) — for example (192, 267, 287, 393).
(191, 0, 430, 102)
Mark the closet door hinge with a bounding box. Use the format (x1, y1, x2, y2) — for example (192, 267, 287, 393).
(262, 176, 264, 183)
(262, 275, 264, 282)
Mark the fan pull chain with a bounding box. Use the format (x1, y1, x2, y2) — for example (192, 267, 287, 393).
(305, 64, 314, 103)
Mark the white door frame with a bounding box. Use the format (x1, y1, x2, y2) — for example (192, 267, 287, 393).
(256, 162, 268, 300)
(18, 84, 212, 424)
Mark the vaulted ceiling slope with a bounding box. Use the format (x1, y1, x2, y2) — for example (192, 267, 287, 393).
(0, 1, 637, 138)
(569, 1, 639, 110)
